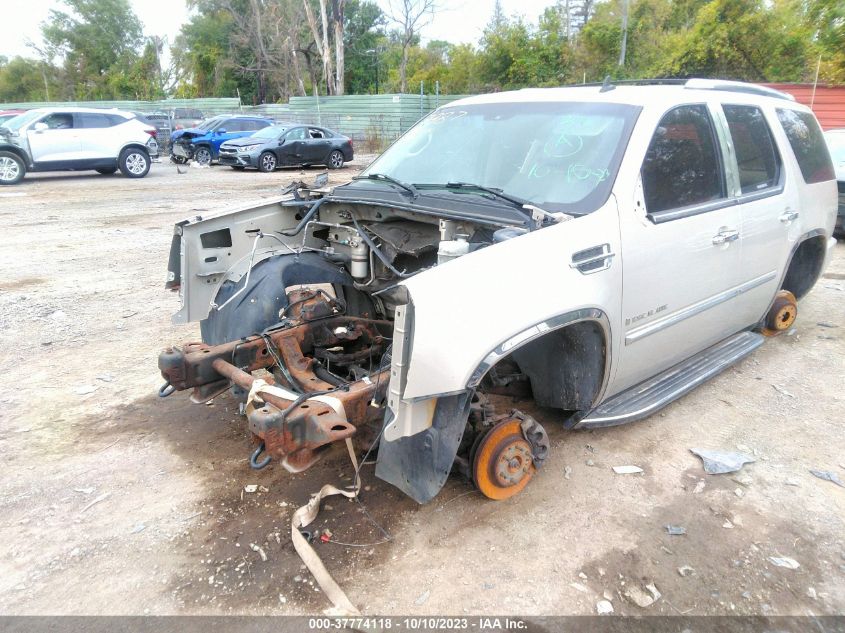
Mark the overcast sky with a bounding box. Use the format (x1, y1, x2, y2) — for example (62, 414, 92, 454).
(0, 0, 556, 60)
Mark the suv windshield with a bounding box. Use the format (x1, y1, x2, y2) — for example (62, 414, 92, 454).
(362, 101, 640, 213)
(196, 117, 224, 131)
(1, 110, 44, 132)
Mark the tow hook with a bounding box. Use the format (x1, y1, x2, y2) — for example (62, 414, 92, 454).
(250, 441, 272, 469)
(158, 381, 176, 398)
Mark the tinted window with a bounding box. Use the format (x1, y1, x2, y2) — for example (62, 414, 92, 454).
(253, 119, 271, 131)
(776, 109, 835, 184)
(221, 119, 243, 132)
(641, 105, 725, 213)
(723, 105, 781, 194)
(77, 113, 113, 128)
(41, 113, 75, 129)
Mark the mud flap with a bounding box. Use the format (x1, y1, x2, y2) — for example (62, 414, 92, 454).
(375, 391, 472, 503)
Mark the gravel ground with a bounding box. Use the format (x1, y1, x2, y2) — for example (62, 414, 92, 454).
(0, 160, 843, 617)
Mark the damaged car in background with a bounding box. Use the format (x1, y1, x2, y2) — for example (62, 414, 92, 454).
(159, 79, 837, 503)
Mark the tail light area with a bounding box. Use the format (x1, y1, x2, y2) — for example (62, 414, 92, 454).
(144, 127, 157, 139)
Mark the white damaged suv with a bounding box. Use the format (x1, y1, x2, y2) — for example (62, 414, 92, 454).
(0, 107, 158, 185)
(158, 79, 838, 503)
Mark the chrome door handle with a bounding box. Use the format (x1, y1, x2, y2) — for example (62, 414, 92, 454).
(712, 229, 739, 245)
(779, 210, 799, 223)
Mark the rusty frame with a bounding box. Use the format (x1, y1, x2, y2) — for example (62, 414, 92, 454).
(158, 313, 391, 471)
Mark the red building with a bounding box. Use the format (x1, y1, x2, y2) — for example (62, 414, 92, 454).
(763, 83, 845, 130)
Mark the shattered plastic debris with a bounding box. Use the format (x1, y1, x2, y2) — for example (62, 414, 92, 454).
(414, 590, 430, 605)
(809, 470, 845, 488)
(596, 600, 614, 615)
(244, 485, 259, 493)
(665, 525, 686, 536)
(677, 565, 695, 577)
(690, 448, 756, 474)
(772, 384, 795, 398)
(768, 556, 800, 570)
(74, 385, 99, 395)
(625, 583, 661, 608)
(612, 465, 643, 474)
(250, 543, 268, 562)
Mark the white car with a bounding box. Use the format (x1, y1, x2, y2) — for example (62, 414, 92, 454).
(158, 79, 838, 503)
(0, 107, 158, 185)
(823, 128, 845, 237)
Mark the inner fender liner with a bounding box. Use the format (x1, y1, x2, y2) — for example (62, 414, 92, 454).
(375, 392, 472, 504)
(201, 252, 355, 345)
(511, 321, 605, 410)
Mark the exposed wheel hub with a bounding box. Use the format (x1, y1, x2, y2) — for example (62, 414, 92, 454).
(763, 289, 798, 336)
(471, 416, 543, 500)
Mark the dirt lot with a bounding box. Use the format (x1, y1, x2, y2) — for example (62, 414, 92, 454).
(0, 160, 843, 617)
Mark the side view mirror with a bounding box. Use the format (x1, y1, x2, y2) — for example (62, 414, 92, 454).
(32, 122, 48, 132)
(216, 128, 227, 135)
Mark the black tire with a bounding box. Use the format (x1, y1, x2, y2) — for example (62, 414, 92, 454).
(258, 151, 277, 173)
(231, 166, 245, 171)
(327, 150, 344, 169)
(0, 151, 26, 185)
(96, 167, 118, 175)
(118, 147, 150, 178)
(194, 146, 212, 165)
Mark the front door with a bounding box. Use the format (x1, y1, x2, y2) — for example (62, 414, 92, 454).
(27, 112, 82, 165)
(281, 127, 308, 164)
(613, 103, 746, 394)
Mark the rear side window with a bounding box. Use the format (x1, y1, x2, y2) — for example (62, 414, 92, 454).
(723, 105, 781, 194)
(641, 104, 725, 214)
(776, 109, 835, 184)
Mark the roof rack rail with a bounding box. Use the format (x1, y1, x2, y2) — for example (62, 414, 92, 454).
(574, 77, 794, 101)
(683, 79, 794, 101)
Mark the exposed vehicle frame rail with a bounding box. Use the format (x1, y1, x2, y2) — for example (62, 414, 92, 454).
(159, 305, 391, 472)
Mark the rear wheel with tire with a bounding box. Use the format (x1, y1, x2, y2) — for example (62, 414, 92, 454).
(327, 150, 344, 169)
(118, 148, 150, 178)
(194, 146, 212, 165)
(96, 166, 117, 175)
(0, 151, 26, 185)
(258, 151, 277, 173)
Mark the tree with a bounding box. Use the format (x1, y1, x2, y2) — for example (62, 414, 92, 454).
(385, 0, 438, 93)
(0, 57, 56, 102)
(40, 0, 145, 99)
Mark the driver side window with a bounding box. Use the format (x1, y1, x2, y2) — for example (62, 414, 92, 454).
(286, 128, 307, 141)
(41, 113, 74, 130)
(641, 104, 725, 215)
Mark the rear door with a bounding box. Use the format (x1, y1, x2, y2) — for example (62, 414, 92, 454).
(27, 112, 82, 164)
(614, 103, 746, 392)
(75, 112, 121, 159)
(716, 103, 793, 325)
(304, 128, 332, 162)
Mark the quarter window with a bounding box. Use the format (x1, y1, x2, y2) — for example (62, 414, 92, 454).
(776, 109, 835, 184)
(641, 105, 725, 214)
(723, 105, 781, 194)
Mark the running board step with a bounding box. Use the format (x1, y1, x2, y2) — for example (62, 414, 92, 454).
(578, 331, 765, 429)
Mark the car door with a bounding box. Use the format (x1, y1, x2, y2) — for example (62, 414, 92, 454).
(304, 128, 332, 162)
(612, 103, 746, 393)
(213, 119, 246, 151)
(26, 112, 82, 165)
(74, 112, 118, 160)
(281, 127, 307, 163)
(715, 103, 794, 327)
